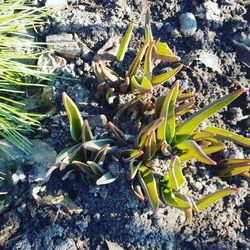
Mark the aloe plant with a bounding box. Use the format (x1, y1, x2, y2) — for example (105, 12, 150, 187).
(47, 93, 118, 185)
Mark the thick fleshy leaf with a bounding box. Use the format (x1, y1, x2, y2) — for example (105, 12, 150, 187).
(177, 92, 197, 102)
(196, 188, 239, 211)
(144, 42, 154, 80)
(175, 88, 246, 143)
(161, 189, 192, 209)
(177, 140, 217, 165)
(105, 88, 116, 105)
(157, 81, 178, 144)
(62, 92, 83, 142)
(108, 121, 127, 145)
(143, 130, 157, 161)
(116, 23, 134, 63)
(168, 156, 185, 190)
(99, 63, 119, 82)
(121, 149, 144, 162)
(93, 144, 110, 166)
(82, 119, 93, 142)
(131, 75, 153, 94)
(94, 63, 105, 83)
(240, 171, 250, 178)
(175, 101, 195, 117)
(203, 126, 250, 148)
(127, 43, 148, 78)
(82, 139, 117, 153)
(72, 161, 94, 177)
(144, 9, 153, 44)
(131, 180, 145, 201)
(151, 64, 183, 86)
(138, 166, 159, 213)
(113, 96, 141, 124)
(96, 172, 117, 185)
(191, 131, 216, 141)
(153, 42, 180, 62)
(137, 118, 164, 148)
(130, 160, 142, 179)
(201, 142, 225, 155)
(56, 144, 81, 164)
(87, 161, 105, 177)
(217, 159, 250, 177)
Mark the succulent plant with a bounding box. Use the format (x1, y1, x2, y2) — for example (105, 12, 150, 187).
(47, 93, 118, 185)
(117, 81, 249, 218)
(93, 10, 183, 104)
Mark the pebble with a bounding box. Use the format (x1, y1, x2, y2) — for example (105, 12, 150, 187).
(179, 13, 197, 37)
(203, 2, 221, 23)
(229, 151, 244, 159)
(46, 33, 81, 59)
(45, 0, 68, 10)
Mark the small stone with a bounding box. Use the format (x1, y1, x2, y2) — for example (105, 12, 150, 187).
(45, 0, 68, 10)
(203, 2, 221, 23)
(179, 13, 197, 37)
(46, 33, 81, 59)
(229, 151, 244, 159)
(192, 182, 203, 191)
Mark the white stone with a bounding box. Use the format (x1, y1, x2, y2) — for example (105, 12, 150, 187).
(45, 0, 68, 10)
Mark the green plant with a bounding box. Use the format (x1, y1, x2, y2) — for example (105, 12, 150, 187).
(94, 10, 183, 104)
(117, 80, 249, 218)
(47, 92, 118, 185)
(0, 1, 54, 155)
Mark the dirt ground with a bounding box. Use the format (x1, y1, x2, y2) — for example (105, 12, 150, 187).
(0, 0, 249, 249)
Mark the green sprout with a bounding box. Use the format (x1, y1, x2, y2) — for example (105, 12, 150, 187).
(94, 9, 183, 103)
(47, 93, 118, 185)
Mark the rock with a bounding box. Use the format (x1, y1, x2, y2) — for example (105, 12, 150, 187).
(37, 53, 67, 74)
(203, 2, 221, 23)
(11, 169, 25, 185)
(54, 238, 77, 250)
(45, 0, 68, 10)
(179, 13, 197, 37)
(229, 151, 244, 159)
(198, 50, 222, 73)
(46, 33, 81, 59)
(106, 240, 124, 250)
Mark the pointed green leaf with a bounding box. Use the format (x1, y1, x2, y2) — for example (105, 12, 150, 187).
(121, 149, 144, 162)
(137, 118, 164, 148)
(240, 171, 250, 178)
(168, 156, 185, 190)
(153, 42, 180, 62)
(196, 188, 239, 211)
(99, 63, 119, 82)
(143, 130, 157, 161)
(116, 23, 134, 63)
(96, 172, 117, 185)
(177, 92, 197, 102)
(177, 140, 217, 165)
(138, 166, 159, 213)
(203, 126, 250, 148)
(108, 121, 127, 145)
(191, 131, 216, 141)
(157, 81, 179, 144)
(144, 42, 154, 80)
(130, 160, 142, 179)
(131, 180, 145, 201)
(161, 189, 191, 209)
(127, 43, 148, 78)
(82, 139, 117, 153)
(82, 119, 93, 142)
(144, 9, 153, 44)
(62, 92, 83, 142)
(151, 64, 183, 86)
(131, 75, 153, 94)
(175, 88, 246, 143)
(218, 159, 250, 177)
(72, 161, 95, 177)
